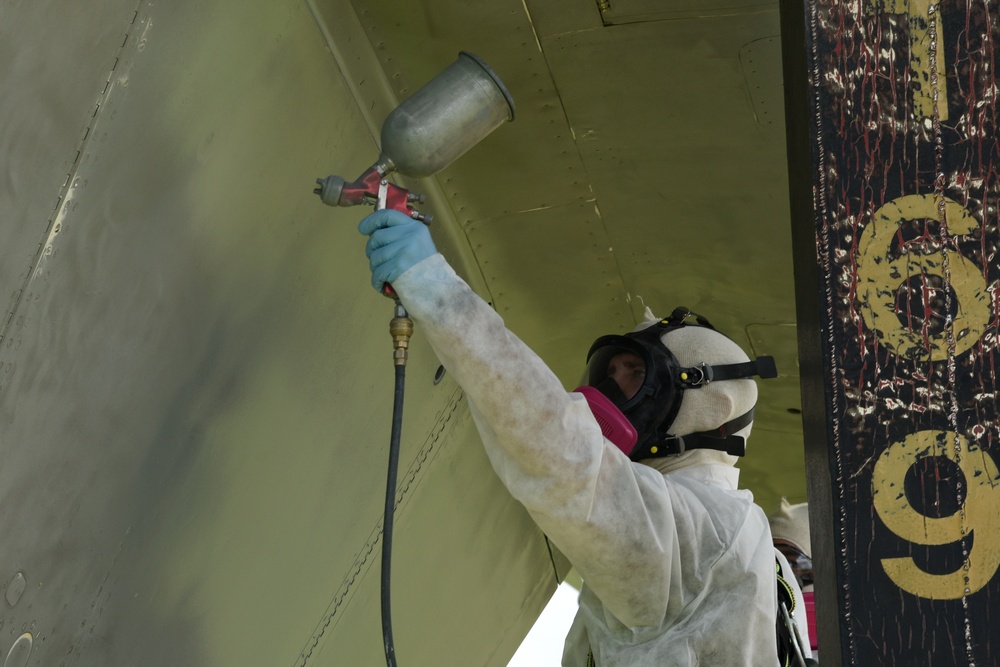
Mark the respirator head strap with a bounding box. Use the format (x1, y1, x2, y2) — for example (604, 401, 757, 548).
(663, 306, 715, 330)
(642, 407, 755, 458)
(678, 356, 778, 388)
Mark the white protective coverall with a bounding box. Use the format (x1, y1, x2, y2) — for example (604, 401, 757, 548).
(392, 254, 781, 666)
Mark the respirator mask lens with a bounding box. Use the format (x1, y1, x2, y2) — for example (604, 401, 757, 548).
(584, 337, 656, 410)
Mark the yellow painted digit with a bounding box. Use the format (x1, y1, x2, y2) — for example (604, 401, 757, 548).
(865, 0, 948, 121)
(872, 430, 1000, 599)
(856, 194, 990, 361)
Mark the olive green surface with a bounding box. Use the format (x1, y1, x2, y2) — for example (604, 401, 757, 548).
(0, 0, 804, 665)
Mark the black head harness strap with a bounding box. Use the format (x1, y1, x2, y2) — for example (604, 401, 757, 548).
(624, 308, 778, 460)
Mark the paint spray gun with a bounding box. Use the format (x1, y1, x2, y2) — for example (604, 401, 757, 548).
(315, 51, 515, 302)
(315, 51, 514, 365)
(313, 52, 514, 666)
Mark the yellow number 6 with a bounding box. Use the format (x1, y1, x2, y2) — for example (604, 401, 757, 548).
(873, 430, 1000, 599)
(856, 194, 990, 361)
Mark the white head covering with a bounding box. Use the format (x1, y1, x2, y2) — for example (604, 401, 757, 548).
(768, 498, 812, 557)
(632, 307, 758, 473)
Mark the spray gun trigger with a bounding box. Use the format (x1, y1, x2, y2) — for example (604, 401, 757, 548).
(377, 180, 389, 210)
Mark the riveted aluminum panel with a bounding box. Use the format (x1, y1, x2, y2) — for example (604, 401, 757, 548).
(345, 0, 593, 226)
(540, 10, 792, 331)
(465, 201, 632, 387)
(522, 0, 603, 41)
(600, 0, 777, 24)
(740, 323, 808, 507)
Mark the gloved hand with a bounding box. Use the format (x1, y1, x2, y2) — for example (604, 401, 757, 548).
(358, 208, 437, 292)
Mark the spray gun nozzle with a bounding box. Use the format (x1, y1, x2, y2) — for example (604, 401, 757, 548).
(314, 175, 348, 206)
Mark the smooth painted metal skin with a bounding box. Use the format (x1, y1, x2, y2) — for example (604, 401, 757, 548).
(0, 1, 553, 665)
(1, 0, 809, 665)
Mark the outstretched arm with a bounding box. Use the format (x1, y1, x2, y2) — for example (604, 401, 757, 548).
(359, 209, 678, 627)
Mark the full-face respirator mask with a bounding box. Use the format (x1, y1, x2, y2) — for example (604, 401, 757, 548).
(574, 308, 778, 461)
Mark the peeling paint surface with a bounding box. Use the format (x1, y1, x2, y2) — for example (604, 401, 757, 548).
(807, 0, 1000, 663)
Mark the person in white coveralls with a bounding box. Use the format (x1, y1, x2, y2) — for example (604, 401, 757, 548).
(359, 208, 813, 666)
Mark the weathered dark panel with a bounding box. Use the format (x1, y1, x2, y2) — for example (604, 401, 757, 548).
(787, 0, 1000, 663)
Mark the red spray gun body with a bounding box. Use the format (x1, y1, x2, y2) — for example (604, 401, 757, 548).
(314, 162, 432, 299)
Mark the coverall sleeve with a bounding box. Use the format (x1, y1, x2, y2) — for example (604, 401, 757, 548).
(392, 254, 678, 628)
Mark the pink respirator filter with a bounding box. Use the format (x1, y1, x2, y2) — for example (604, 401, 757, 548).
(574, 386, 638, 456)
(803, 591, 817, 650)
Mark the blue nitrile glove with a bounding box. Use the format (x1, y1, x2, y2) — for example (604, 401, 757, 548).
(358, 208, 437, 292)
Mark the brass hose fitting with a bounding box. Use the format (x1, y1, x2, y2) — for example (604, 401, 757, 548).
(389, 302, 414, 367)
